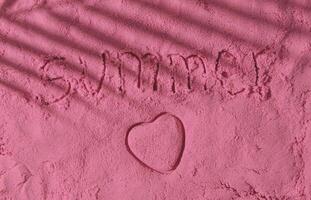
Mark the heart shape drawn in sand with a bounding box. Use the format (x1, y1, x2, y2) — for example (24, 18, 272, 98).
(126, 113, 185, 174)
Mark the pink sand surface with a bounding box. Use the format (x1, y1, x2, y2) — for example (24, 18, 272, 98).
(0, 0, 311, 199)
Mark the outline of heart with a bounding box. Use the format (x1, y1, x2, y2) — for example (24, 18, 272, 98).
(125, 112, 186, 174)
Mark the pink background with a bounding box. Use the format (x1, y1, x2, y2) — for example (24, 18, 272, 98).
(0, 0, 311, 199)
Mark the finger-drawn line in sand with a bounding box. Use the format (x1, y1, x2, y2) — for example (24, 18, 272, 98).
(116, 53, 125, 93)
(251, 46, 276, 100)
(39, 56, 71, 105)
(215, 50, 226, 87)
(118, 51, 142, 90)
(185, 54, 207, 90)
(125, 112, 185, 174)
(4, 48, 276, 106)
(142, 53, 160, 91)
(167, 54, 186, 93)
(96, 51, 108, 93)
(215, 50, 246, 96)
(252, 52, 259, 86)
(168, 56, 176, 94)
